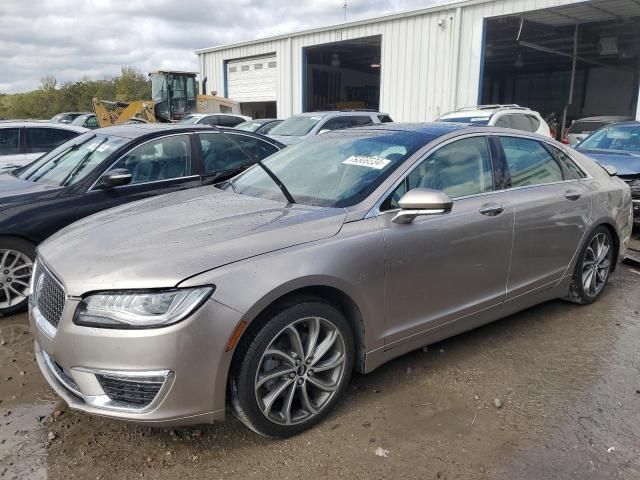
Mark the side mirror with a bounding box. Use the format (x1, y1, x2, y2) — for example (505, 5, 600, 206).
(392, 188, 453, 224)
(97, 168, 132, 188)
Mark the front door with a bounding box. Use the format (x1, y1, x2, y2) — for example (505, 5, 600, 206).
(378, 135, 514, 345)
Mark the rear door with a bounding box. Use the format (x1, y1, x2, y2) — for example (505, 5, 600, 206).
(0, 127, 25, 170)
(24, 127, 79, 161)
(198, 131, 280, 184)
(499, 135, 591, 298)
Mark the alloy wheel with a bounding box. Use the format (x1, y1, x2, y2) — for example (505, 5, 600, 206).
(254, 316, 347, 426)
(0, 249, 33, 310)
(581, 233, 611, 297)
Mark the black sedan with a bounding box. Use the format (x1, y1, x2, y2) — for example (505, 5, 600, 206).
(235, 119, 283, 135)
(0, 124, 283, 316)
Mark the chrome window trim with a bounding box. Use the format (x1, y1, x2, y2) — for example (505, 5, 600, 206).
(87, 132, 198, 192)
(367, 131, 593, 219)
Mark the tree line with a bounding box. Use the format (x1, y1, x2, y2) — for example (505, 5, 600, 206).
(0, 66, 151, 120)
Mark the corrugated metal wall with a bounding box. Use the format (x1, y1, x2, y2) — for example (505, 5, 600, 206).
(198, 0, 582, 121)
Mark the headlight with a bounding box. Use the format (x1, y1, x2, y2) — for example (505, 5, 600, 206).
(74, 287, 214, 329)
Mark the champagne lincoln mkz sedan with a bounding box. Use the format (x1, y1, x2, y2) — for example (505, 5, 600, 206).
(30, 123, 632, 437)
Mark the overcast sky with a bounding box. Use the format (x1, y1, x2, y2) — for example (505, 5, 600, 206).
(0, 0, 449, 94)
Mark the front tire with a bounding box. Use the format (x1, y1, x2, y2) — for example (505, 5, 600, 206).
(567, 226, 613, 305)
(0, 238, 35, 317)
(230, 299, 354, 438)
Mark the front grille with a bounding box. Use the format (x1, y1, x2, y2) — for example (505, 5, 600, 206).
(96, 375, 164, 407)
(33, 261, 66, 329)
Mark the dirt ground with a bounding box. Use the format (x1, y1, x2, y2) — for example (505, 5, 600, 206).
(1, 236, 639, 480)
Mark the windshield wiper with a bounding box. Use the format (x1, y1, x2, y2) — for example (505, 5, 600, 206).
(210, 126, 296, 204)
(61, 137, 108, 186)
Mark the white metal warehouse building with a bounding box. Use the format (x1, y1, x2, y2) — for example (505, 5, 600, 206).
(195, 0, 640, 126)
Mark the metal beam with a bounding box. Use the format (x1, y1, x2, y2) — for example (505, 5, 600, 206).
(518, 41, 636, 72)
(561, 25, 579, 139)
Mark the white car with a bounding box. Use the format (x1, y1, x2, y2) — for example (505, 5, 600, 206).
(438, 105, 551, 138)
(178, 113, 251, 127)
(268, 111, 393, 146)
(0, 122, 88, 171)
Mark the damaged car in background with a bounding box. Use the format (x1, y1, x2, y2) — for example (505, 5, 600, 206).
(576, 121, 640, 225)
(30, 123, 632, 438)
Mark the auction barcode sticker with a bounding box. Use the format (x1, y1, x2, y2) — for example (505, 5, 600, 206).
(342, 155, 391, 170)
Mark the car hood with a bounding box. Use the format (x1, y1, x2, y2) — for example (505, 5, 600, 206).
(0, 173, 62, 204)
(267, 135, 304, 146)
(38, 187, 347, 295)
(577, 148, 640, 175)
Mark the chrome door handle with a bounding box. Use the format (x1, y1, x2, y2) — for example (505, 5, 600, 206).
(565, 190, 581, 201)
(479, 203, 504, 216)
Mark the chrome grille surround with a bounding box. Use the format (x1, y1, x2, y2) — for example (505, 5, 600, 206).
(31, 260, 66, 337)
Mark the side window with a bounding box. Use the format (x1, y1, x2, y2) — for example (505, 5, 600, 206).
(527, 115, 540, 132)
(26, 128, 77, 152)
(501, 137, 563, 187)
(110, 135, 192, 185)
(494, 115, 511, 129)
(347, 116, 374, 127)
(201, 116, 219, 126)
(86, 116, 99, 128)
(381, 137, 494, 210)
(0, 128, 21, 155)
(547, 145, 586, 180)
(199, 133, 252, 174)
(321, 117, 349, 131)
(510, 114, 534, 133)
(378, 114, 393, 123)
(218, 116, 244, 127)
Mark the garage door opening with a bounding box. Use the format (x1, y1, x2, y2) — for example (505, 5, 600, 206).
(226, 55, 278, 119)
(480, 1, 640, 138)
(303, 35, 381, 112)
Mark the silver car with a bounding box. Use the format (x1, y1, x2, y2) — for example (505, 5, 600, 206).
(30, 124, 632, 437)
(0, 122, 88, 171)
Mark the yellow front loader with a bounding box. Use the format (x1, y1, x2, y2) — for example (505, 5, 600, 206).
(93, 71, 241, 128)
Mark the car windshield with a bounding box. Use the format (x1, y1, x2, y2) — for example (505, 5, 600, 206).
(15, 133, 128, 186)
(580, 124, 640, 153)
(50, 114, 64, 123)
(438, 116, 490, 125)
(225, 131, 428, 207)
(235, 121, 262, 132)
(268, 115, 323, 137)
(179, 115, 200, 125)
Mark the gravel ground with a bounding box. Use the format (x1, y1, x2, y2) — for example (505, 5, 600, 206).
(1, 235, 639, 480)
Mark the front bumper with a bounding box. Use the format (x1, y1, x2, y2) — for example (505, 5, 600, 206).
(30, 295, 243, 426)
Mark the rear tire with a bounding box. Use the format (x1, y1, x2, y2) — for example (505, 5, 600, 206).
(229, 299, 354, 438)
(0, 237, 35, 317)
(567, 226, 613, 305)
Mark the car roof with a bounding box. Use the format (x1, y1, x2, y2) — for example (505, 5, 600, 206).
(53, 112, 92, 116)
(574, 116, 634, 122)
(185, 113, 246, 118)
(92, 123, 267, 139)
(332, 121, 469, 139)
(0, 121, 88, 132)
(294, 111, 388, 118)
(442, 105, 536, 119)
